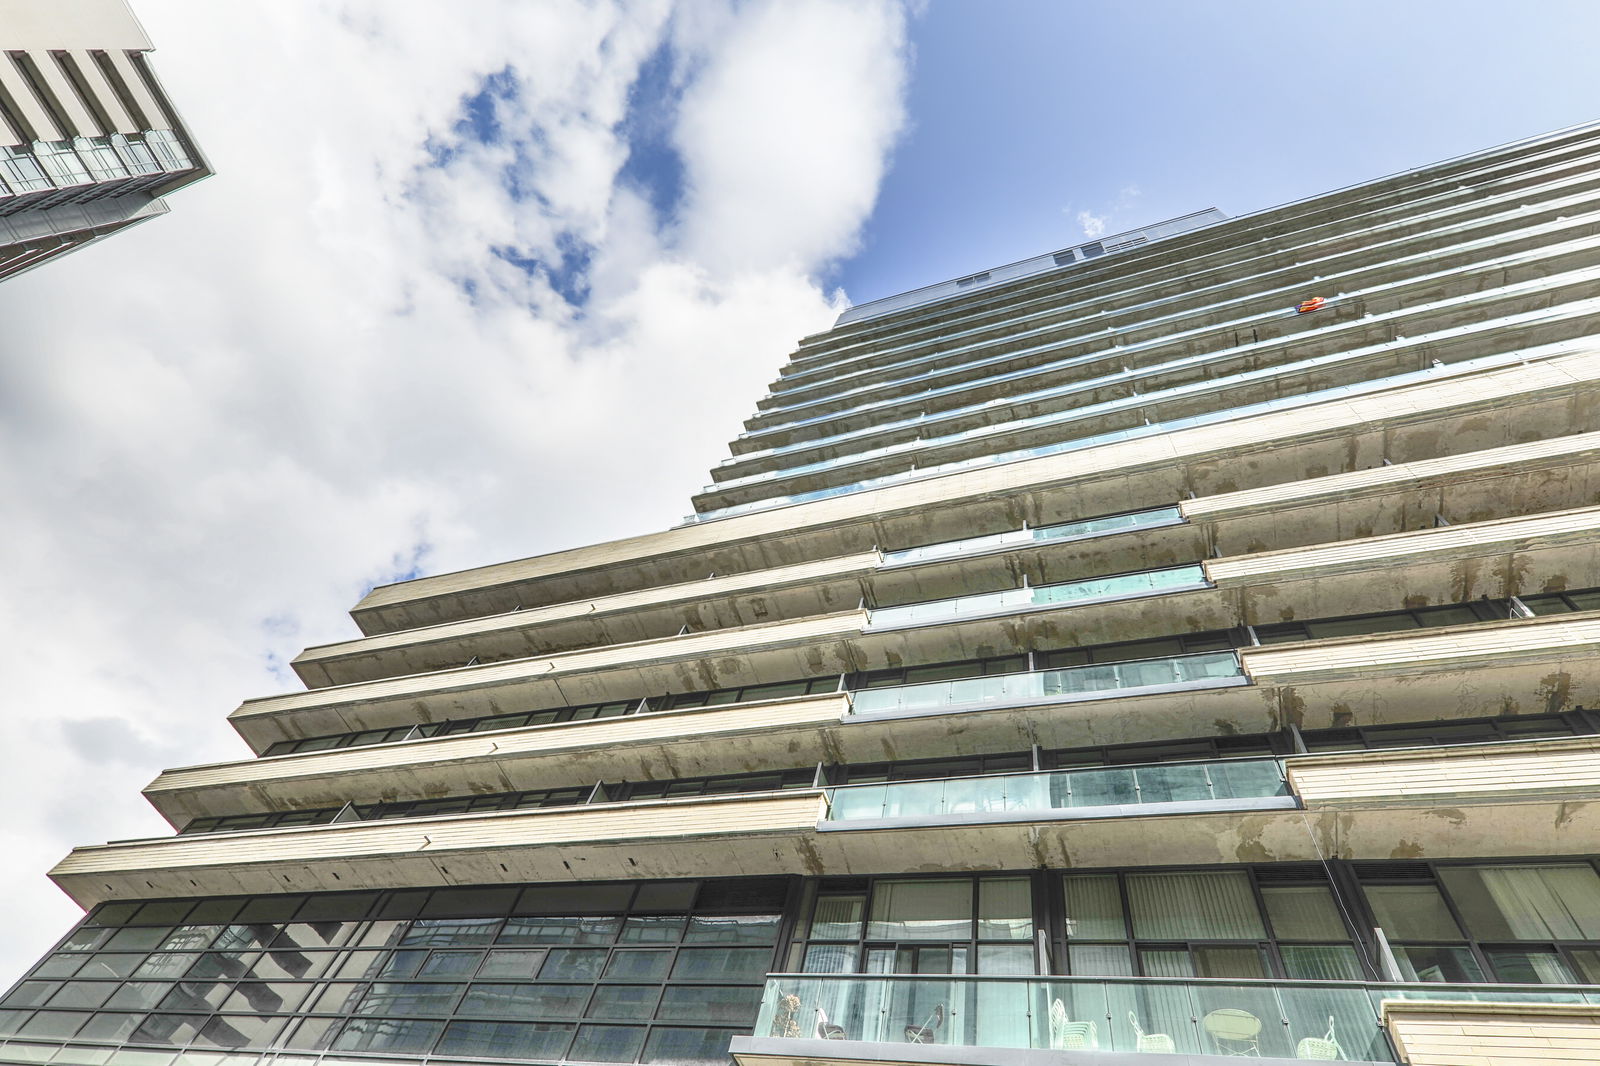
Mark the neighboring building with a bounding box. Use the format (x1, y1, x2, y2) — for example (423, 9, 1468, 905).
(0, 0, 207, 281)
(9, 122, 1600, 1066)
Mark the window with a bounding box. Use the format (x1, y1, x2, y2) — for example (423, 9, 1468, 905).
(17, 879, 784, 1063)
(798, 876, 1034, 977)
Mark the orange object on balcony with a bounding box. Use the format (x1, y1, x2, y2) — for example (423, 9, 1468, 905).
(1297, 296, 1327, 313)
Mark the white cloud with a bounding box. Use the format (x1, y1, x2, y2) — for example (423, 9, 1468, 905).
(0, 0, 910, 984)
(1076, 209, 1107, 238)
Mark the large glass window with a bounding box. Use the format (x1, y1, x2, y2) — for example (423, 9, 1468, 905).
(3, 879, 786, 1064)
(1060, 867, 1359, 980)
(1361, 862, 1600, 983)
(798, 876, 1035, 977)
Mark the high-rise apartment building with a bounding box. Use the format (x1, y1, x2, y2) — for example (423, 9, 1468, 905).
(8, 122, 1600, 1066)
(0, 0, 207, 281)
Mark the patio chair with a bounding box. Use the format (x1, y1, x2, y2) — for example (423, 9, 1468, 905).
(1049, 997, 1099, 1050)
(1202, 1008, 1262, 1056)
(1295, 1015, 1344, 1060)
(815, 1006, 845, 1041)
(905, 1003, 946, 1044)
(1128, 1011, 1177, 1053)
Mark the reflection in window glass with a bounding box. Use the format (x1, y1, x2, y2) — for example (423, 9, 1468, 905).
(685, 915, 779, 944)
(643, 1025, 740, 1063)
(1486, 948, 1577, 984)
(331, 1017, 445, 1053)
(587, 984, 660, 1020)
(459, 983, 589, 1020)
(656, 985, 760, 1024)
(1281, 944, 1365, 981)
(1391, 945, 1485, 983)
(1364, 884, 1464, 941)
(477, 948, 547, 978)
(670, 948, 772, 982)
(437, 1020, 573, 1060)
(569, 1023, 647, 1062)
(1261, 885, 1350, 940)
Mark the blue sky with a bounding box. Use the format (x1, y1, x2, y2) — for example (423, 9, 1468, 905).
(833, 0, 1600, 303)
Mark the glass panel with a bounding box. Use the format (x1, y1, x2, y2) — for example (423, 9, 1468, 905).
(1281, 944, 1366, 981)
(18, 1011, 88, 1039)
(587, 985, 660, 1020)
(3, 983, 61, 1008)
(1439, 864, 1600, 940)
(978, 878, 1033, 940)
(75, 955, 141, 980)
(1069, 943, 1133, 976)
(801, 944, 857, 974)
(1192, 945, 1268, 979)
(540, 949, 607, 982)
(684, 915, 779, 944)
(401, 918, 499, 946)
(642, 1026, 740, 1064)
(601, 950, 671, 982)
(1365, 884, 1464, 941)
(813, 895, 863, 939)
(500, 917, 619, 945)
(1261, 885, 1351, 940)
(977, 944, 1033, 974)
(195, 1014, 287, 1049)
(459, 984, 589, 1020)
(656, 986, 761, 1024)
(436, 1020, 573, 1060)
(106, 982, 171, 1010)
(670, 948, 772, 982)
(1063, 874, 1126, 940)
(417, 950, 483, 977)
(867, 879, 972, 940)
(1392, 945, 1486, 982)
(478, 948, 548, 978)
(1486, 948, 1578, 983)
(352, 982, 461, 1016)
(619, 917, 685, 944)
(330, 1017, 444, 1053)
(1127, 872, 1266, 939)
(851, 651, 1241, 716)
(568, 1023, 646, 1062)
(75, 1012, 141, 1043)
(1571, 948, 1600, 983)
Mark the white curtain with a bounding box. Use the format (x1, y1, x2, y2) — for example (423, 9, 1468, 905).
(1127, 871, 1265, 939)
(1471, 865, 1600, 940)
(978, 877, 1034, 940)
(868, 879, 972, 940)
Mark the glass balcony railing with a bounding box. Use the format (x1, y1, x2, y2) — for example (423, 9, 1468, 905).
(764, 177, 1600, 415)
(822, 757, 1291, 826)
(848, 650, 1243, 718)
(880, 507, 1182, 568)
(686, 339, 1589, 524)
(748, 975, 1396, 1062)
(867, 565, 1208, 629)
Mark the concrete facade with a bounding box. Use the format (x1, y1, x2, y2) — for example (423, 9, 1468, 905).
(11, 123, 1600, 1066)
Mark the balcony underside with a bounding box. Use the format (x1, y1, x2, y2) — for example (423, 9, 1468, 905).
(231, 498, 1600, 752)
(60, 740, 1600, 906)
(155, 611, 1600, 822)
(348, 348, 1600, 637)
